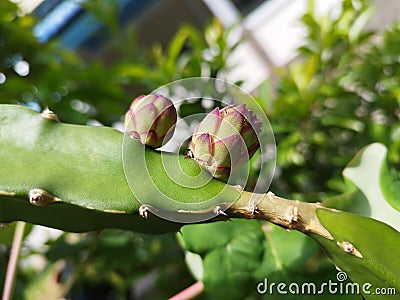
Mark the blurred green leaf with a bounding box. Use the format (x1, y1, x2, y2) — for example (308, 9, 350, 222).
(348, 6, 375, 44)
(377, 148, 400, 213)
(46, 230, 191, 299)
(24, 260, 74, 300)
(0, 222, 32, 246)
(257, 79, 272, 112)
(271, 0, 400, 198)
(180, 219, 334, 300)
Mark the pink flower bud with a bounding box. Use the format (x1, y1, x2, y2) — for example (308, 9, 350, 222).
(188, 104, 261, 180)
(125, 94, 177, 148)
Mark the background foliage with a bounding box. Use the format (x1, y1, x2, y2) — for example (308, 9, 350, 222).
(1, 0, 399, 299)
(269, 0, 400, 200)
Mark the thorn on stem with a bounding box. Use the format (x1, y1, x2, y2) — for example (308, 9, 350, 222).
(139, 205, 150, 219)
(214, 205, 227, 216)
(41, 107, 59, 121)
(336, 241, 363, 258)
(247, 205, 259, 216)
(289, 205, 299, 223)
(29, 189, 61, 206)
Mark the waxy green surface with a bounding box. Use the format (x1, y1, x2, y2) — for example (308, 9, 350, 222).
(314, 209, 400, 299)
(0, 105, 239, 233)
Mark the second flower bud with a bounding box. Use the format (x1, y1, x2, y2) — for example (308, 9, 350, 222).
(188, 104, 262, 180)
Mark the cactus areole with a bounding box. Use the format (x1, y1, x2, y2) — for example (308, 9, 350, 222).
(0, 105, 241, 232)
(2, 105, 400, 298)
(0, 104, 334, 240)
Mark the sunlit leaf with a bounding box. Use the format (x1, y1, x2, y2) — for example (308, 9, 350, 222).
(315, 209, 400, 299)
(342, 143, 400, 231)
(348, 6, 375, 44)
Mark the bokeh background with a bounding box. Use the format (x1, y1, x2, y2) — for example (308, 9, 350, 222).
(1, 0, 400, 299)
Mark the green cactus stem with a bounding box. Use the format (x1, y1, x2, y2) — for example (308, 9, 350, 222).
(2, 105, 399, 298)
(0, 104, 335, 238)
